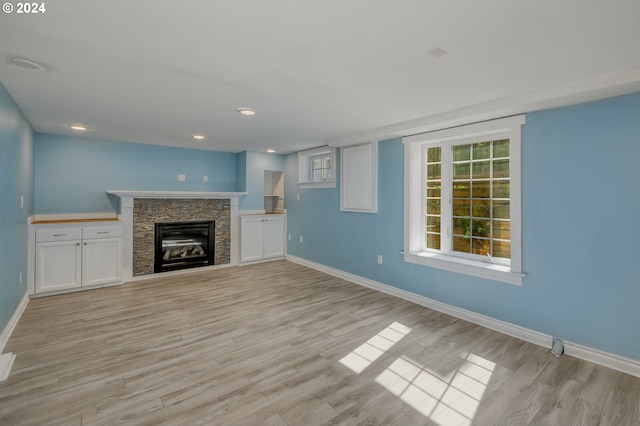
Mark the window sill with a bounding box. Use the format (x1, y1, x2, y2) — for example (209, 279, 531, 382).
(404, 251, 524, 286)
(297, 180, 337, 189)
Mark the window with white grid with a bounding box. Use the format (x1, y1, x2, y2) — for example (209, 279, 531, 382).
(404, 115, 525, 285)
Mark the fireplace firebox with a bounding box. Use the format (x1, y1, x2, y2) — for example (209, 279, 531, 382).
(154, 221, 215, 273)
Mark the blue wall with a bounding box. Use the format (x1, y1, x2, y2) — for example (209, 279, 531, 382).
(0, 83, 34, 334)
(239, 151, 285, 211)
(34, 134, 238, 214)
(285, 92, 640, 362)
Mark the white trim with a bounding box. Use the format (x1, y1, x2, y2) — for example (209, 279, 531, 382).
(403, 115, 525, 284)
(297, 180, 337, 189)
(285, 255, 640, 378)
(328, 67, 640, 147)
(404, 252, 523, 286)
(0, 353, 16, 381)
(106, 190, 246, 199)
(0, 292, 28, 381)
(340, 141, 378, 213)
(0, 292, 29, 354)
(297, 146, 337, 189)
(564, 341, 640, 378)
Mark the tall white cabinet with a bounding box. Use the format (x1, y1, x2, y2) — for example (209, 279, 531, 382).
(240, 214, 285, 264)
(34, 222, 123, 295)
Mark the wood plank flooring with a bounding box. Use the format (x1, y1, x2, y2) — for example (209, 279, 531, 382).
(1, 260, 639, 425)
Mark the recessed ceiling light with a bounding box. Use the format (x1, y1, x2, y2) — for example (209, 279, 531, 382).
(68, 124, 89, 131)
(267, 149, 276, 153)
(237, 108, 256, 116)
(192, 134, 205, 140)
(8, 57, 43, 70)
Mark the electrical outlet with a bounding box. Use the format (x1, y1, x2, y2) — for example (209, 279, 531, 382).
(202, 176, 208, 183)
(19, 271, 22, 285)
(377, 255, 383, 265)
(178, 174, 186, 182)
(299, 235, 304, 243)
(288, 234, 291, 241)
(296, 194, 300, 201)
(20, 195, 24, 209)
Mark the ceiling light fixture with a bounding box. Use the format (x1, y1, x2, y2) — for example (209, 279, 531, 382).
(267, 149, 276, 153)
(68, 124, 88, 131)
(8, 56, 45, 70)
(237, 108, 256, 116)
(192, 134, 205, 140)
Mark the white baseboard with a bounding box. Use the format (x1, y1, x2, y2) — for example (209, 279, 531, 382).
(286, 255, 640, 378)
(564, 341, 640, 378)
(0, 292, 29, 381)
(0, 353, 16, 381)
(0, 292, 29, 353)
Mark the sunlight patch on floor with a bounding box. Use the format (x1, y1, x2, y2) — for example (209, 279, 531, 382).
(339, 322, 412, 374)
(375, 352, 495, 426)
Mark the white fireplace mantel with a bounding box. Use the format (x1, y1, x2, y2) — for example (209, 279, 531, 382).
(106, 190, 246, 281)
(106, 190, 246, 199)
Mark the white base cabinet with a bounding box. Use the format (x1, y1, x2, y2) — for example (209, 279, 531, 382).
(35, 224, 123, 295)
(240, 214, 285, 264)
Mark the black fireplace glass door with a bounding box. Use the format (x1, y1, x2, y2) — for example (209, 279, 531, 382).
(154, 221, 215, 272)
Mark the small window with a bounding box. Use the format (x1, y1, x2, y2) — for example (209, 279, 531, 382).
(298, 146, 336, 188)
(404, 115, 525, 285)
(310, 153, 332, 182)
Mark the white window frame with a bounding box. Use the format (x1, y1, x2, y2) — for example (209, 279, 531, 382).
(298, 146, 337, 188)
(403, 115, 525, 286)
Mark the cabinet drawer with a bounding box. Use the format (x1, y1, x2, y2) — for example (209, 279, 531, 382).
(83, 226, 123, 239)
(36, 228, 82, 243)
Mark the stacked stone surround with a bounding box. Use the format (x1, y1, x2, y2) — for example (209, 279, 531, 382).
(132, 198, 231, 276)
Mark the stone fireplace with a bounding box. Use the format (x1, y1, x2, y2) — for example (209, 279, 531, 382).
(133, 198, 229, 276)
(106, 191, 245, 280)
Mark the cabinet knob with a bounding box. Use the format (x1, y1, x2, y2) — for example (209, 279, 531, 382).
(76, 243, 81, 246)
(84, 242, 87, 246)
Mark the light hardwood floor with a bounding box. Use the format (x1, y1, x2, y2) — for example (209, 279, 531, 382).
(1, 260, 639, 425)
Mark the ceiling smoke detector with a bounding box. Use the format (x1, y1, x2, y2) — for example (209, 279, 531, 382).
(428, 47, 448, 58)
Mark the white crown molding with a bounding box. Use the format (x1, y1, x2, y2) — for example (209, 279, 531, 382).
(286, 255, 640, 378)
(328, 67, 640, 147)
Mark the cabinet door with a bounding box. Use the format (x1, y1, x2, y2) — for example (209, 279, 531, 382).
(340, 141, 378, 213)
(82, 238, 122, 287)
(36, 240, 82, 293)
(240, 217, 266, 263)
(263, 216, 285, 259)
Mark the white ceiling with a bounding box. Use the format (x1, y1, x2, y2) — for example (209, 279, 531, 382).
(1, 0, 640, 153)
